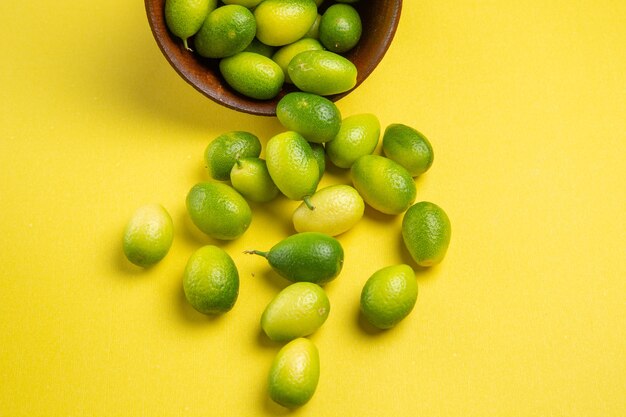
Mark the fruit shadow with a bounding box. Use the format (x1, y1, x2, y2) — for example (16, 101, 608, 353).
(395, 233, 442, 284)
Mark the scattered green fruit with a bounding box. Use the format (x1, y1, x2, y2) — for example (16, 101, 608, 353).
(123, 204, 174, 267)
(402, 201, 451, 267)
(204, 130, 261, 181)
(276, 92, 342, 144)
(382, 124, 434, 177)
(230, 157, 279, 203)
(325, 113, 380, 168)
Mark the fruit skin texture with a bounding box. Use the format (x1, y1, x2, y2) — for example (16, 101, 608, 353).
(183, 245, 239, 314)
(325, 113, 380, 168)
(247, 232, 344, 285)
(261, 282, 330, 342)
(319, 3, 362, 53)
(123, 204, 174, 267)
(382, 124, 434, 177)
(402, 201, 452, 267)
(165, 0, 217, 50)
(230, 157, 279, 203)
(219, 52, 285, 100)
(268, 337, 320, 408)
(276, 92, 342, 144)
(309, 143, 326, 179)
(360, 264, 418, 329)
(204, 131, 261, 181)
(193, 5, 257, 58)
(292, 184, 364, 236)
(254, 0, 318, 46)
(186, 182, 252, 240)
(288, 50, 357, 96)
(351, 154, 416, 215)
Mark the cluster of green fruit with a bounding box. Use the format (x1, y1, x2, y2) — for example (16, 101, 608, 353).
(122, 91, 451, 408)
(164, 0, 364, 99)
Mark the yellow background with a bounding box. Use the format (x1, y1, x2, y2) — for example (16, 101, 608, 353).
(1, 0, 625, 416)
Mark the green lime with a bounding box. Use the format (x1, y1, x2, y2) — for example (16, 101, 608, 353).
(288, 50, 357, 96)
(360, 264, 418, 329)
(351, 154, 416, 215)
(165, 0, 217, 50)
(193, 5, 256, 58)
(230, 157, 279, 203)
(402, 201, 451, 267)
(325, 113, 380, 168)
(261, 282, 330, 342)
(276, 92, 342, 144)
(204, 130, 261, 181)
(309, 142, 326, 179)
(268, 338, 320, 408)
(186, 182, 252, 240)
(219, 52, 285, 99)
(382, 124, 434, 177)
(292, 184, 364, 236)
(122, 204, 174, 267)
(183, 245, 239, 314)
(246, 231, 343, 285)
(265, 131, 320, 204)
(304, 13, 322, 39)
(254, 0, 318, 46)
(319, 4, 362, 53)
(271, 38, 323, 83)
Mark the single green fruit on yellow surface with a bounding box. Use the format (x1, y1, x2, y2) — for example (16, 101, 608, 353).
(325, 113, 380, 168)
(254, 0, 318, 46)
(268, 337, 320, 408)
(183, 245, 239, 314)
(186, 182, 252, 240)
(292, 184, 364, 236)
(276, 92, 342, 144)
(360, 264, 418, 329)
(246, 232, 343, 285)
(204, 130, 261, 181)
(165, 0, 217, 50)
(230, 157, 279, 203)
(402, 201, 451, 267)
(265, 131, 319, 205)
(309, 142, 326, 179)
(272, 38, 323, 83)
(351, 154, 416, 215)
(261, 282, 330, 342)
(123, 204, 174, 267)
(288, 50, 357, 96)
(193, 4, 257, 58)
(382, 124, 434, 177)
(219, 52, 285, 100)
(319, 3, 362, 53)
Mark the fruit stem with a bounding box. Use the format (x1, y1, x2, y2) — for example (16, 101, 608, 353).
(244, 249, 268, 258)
(183, 38, 192, 52)
(303, 196, 315, 211)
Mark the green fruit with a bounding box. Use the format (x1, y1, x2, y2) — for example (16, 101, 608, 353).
(186, 182, 252, 240)
(265, 131, 320, 205)
(360, 264, 418, 329)
(351, 154, 416, 215)
(288, 50, 357, 96)
(319, 4, 362, 53)
(194, 4, 257, 58)
(268, 338, 320, 408)
(276, 92, 342, 144)
(246, 232, 343, 285)
(309, 142, 326, 179)
(230, 157, 279, 203)
(382, 124, 434, 177)
(402, 201, 452, 267)
(243, 38, 275, 58)
(164, 0, 217, 50)
(304, 13, 322, 39)
(261, 282, 330, 342)
(122, 204, 174, 267)
(272, 38, 323, 83)
(219, 52, 285, 100)
(204, 131, 261, 181)
(183, 245, 239, 314)
(325, 113, 380, 168)
(254, 0, 318, 46)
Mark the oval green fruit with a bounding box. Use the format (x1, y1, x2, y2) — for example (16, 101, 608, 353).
(194, 5, 257, 58)
(272, 38, 323, 83)
(288, 50, 357, 96)
(382, 124, 434, 177)
(165, 0, 217, 50)
(186, 182, 252, 240)
(204, 130, 261, 181)
(268, 337, 320, 408)
(261, 282, 330, 342)
(351, 154, 416, 215)
(402, 201, 451, 267)
(246, 232, 343, 285)
(230, 157, 279, 203)
(123, 204, 174, 267)
(276, 92, 342, 144)
(183, 245, 239, 314)
(219, 52, 285, 100)
(319, 3, 362, 53)
(325, 113, 380, 168)
(254, 0, 318, 46)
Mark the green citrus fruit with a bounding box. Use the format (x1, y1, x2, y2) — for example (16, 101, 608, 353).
(309, 142, 326, 178)
(360, 264, 418, 329)
(268, 337, 320, 408)
(219, 52, 285, 99)
(193, 4, 257, 58)
(276, 92, 342, 144)
(186, 182, 252, 240)
(325, 113, 380, 168)
(351, 154, 416, 215)
(243, 38, 275, 57)
(402, 201, 451, 267)
(288, 50, 357, 96)
(165, 0, 217, 50)
(261, 282, 330, 342)
(230, 157, 279, 203)
(204, 131, 261, 181)
(382, 124, 434, 177)
(304, 13, 322, 39)
(183, 245, 239, 314)
(246, 231, 343, 285)
(254, 0, 318, 46)
(319, 3, 362, 53)
(122, 204, 174, 267)
(271, 38, 324, 83)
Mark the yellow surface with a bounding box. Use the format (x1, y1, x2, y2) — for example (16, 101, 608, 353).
(1, 1, 625, 416)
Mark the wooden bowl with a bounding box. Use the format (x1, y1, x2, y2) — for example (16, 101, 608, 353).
(145, 0, 402, 116)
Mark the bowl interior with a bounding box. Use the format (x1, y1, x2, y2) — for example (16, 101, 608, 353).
(145, 0, 402, 116)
